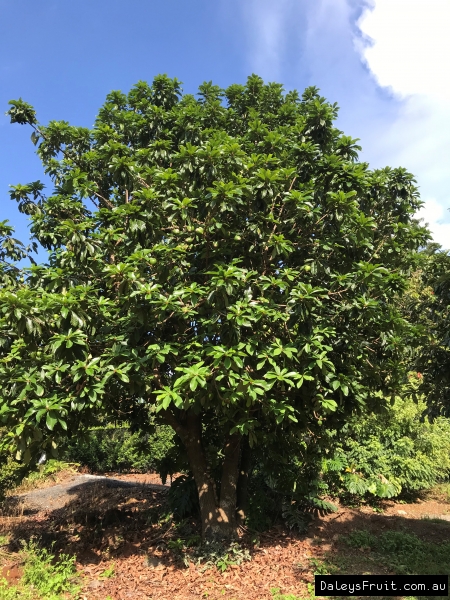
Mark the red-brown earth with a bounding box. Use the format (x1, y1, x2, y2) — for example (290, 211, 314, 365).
(1, 471, 449, 599)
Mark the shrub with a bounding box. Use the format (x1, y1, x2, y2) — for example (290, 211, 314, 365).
(0, 456, 25, 502)
(62, 423, 176, 474)
(322, 393, 450, 500)
(167, 474, 199, 519)
(242, 390, 450, 532)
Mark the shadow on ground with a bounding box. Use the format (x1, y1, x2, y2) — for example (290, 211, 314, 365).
(1, 483, 449, 599)
(1, 477, 173, 565)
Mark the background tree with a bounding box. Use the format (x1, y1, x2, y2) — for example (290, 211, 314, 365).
(401, 243, 450, 419)
(0, 75, 428, 540)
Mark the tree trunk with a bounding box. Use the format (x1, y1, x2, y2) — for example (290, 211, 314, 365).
(162, 409, 241, 541)
(236, 435, 252, 525)
(218, 431, 242, 538)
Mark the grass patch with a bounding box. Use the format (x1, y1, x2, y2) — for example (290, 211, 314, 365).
(344, 529, 450, 576)
(426, 482, 450, 503)
(303, 529, 450, 600)
(421, 515, 450, 524)
(271, 585, 313, 600)
(0, 539, 79, 600)
(8, 460, 79, 496)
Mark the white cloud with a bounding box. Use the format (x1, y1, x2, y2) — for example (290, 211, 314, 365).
(356, 0, 450, 247)
(357, 0, 450, 101)
(236, 0, 450, 247)
(417, 198, 450, 250)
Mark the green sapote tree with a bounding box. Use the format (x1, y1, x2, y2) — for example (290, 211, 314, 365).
(0, 75, 428, 540)
(401, 243, 450, 420)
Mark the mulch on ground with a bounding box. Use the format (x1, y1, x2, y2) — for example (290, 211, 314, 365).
(1, 474, 449, 599)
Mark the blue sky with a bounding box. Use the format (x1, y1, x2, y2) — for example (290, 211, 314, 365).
(1, 0, 449, 260)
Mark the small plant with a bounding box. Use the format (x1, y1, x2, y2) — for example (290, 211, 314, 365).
(345, 529, 377, 549)
(99, 562, 115, 578)
(215, 553, 237, 573)
(270, 587, 306, 600)
(0, 578, 33, 600)
(0, 539, 80, 599)
(0, 455, 27, 501)
(21, 539, 79, 596)
(168, 534, 200, 552)
(281, 500, 311, 533)
(309, 557, 331, 575)
(167, 538, 185, 552)
(168, 474, 199, 519)
(271, 582, 315, 600)
(184, 541, 251, 571)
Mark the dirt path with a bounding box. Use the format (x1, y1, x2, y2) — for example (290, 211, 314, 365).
(9, 473, 170, 511)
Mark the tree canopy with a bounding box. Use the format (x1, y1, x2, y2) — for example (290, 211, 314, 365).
(0, 74, 428, 539)
(402, 245, 450, 419)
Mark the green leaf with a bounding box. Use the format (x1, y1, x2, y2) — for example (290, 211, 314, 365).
(321, 398, 337, 412)
(46, 412, 58, 431)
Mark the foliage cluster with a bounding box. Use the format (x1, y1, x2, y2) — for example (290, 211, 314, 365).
(0, 454, 25, 502)
(16, 459, 78, 493)
(61, 422, 176, 474)
(167, 473, 199, 518)
(322, 390, 450, 500)
(0, 540, 79, 600)
(227, 390, 450, 532)
(166, 535, 251, 571)
(403, 247, 450, 419)
(0, 436, 78, 501)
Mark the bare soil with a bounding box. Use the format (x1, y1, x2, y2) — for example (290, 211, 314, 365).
(1, 473, 449, 600)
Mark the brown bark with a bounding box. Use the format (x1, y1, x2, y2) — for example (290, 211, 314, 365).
(236, 435, 252, 525)
(218, 432, 242, 538)
(162, 409, 241, 541)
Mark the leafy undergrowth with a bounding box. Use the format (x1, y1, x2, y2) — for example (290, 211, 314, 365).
(424, 482, 450, 504)
(310, 528, 450, 600)
(0, 539, 80, 599)
(0, 477, 449, 599)
(6, 460, 80, 496)
(344, 528, 450, 576)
